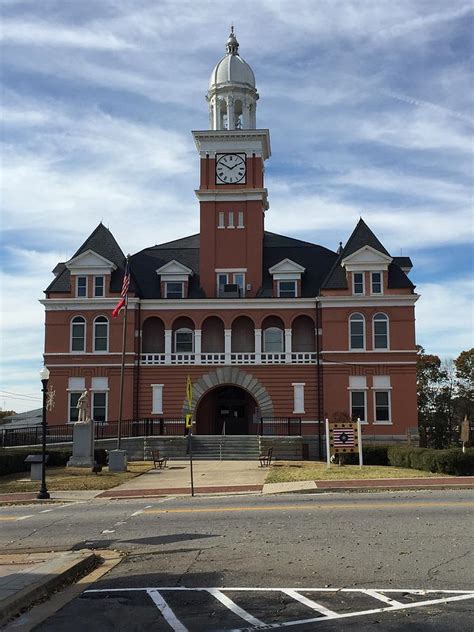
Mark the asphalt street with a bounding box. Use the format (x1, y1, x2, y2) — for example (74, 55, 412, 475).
(1, 489, 473, 631)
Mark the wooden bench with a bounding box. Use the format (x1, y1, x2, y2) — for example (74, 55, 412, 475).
(152, 450, 168, 469)
(259, 447, 273, 467)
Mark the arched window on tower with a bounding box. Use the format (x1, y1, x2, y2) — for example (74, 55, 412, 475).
(349, 313, 365, 350)
(373, 313, 389, 349)
(93, 316, 109, 352)
(71, 316, 86, 352)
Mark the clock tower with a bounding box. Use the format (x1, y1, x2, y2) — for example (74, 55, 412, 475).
(193, 28, 271, 298)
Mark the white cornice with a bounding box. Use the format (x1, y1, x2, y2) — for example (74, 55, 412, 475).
(140, 298, 316, 310)
(195, 189, 268, 202)
(192, 129, 271, 159)
(40, 298, 140, 311)
(319, 295, 419, 307)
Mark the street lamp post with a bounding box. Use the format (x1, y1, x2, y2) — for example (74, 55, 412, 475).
(37, 366, 50, 500)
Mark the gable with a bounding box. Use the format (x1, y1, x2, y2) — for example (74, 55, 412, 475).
(156, 260, 194, 276)
(65, 249, 117, 275)
(342, 245, 392, 272)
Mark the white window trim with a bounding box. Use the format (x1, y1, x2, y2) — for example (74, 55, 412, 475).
(164, 281, 184, 299)
(93, 316, 109, 354)
(218, 211, 225, 229)
(76, 275, 87, 298)
(217, 273, 229, 296)
(93, 275, 105, 298)
(372, 313, 390, 350)
(352, 272, 365, 295)
(349, 389, 368, 424)
(233, 272, 245, 297)
(174, 328, 194, 353)
(92, 391, 108, 423)
(237, 210, 244, 228)
(277, 280, 297, 298)
(349, 313, 366, 351)
(292, 382, 305, 414)
(370, 271, 383, 295)
(151, 384, 164, 414)
(228, 211, 235, 228)
(70, 316, 86, 353)
(373, 389, 392, 424)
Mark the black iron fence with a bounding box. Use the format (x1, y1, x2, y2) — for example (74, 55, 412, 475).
(1, 416, 302, 447)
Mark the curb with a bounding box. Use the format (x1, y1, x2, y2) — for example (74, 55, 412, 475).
(0, 550, 100, 627)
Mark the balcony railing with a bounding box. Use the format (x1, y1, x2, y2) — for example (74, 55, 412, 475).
(141, 352, 318, 366)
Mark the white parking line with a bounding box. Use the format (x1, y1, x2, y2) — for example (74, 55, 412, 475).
(363, 589, 404, 607)
(208, 589, 265, 627)
(147, 590, 188, 632)
(281, 589, 337, 617)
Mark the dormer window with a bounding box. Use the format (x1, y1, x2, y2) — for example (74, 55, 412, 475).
(278, 280, 297, 298)
(217, 272, 245, 297)
(94, 276, 105, 297)
(77, 276, 87, 297)
(353, 273, 364, 294)
(371, 272, 382, 294)
(165, 281, 184, 299)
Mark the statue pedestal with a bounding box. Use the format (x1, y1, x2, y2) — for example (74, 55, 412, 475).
(67, 422, 94, 468)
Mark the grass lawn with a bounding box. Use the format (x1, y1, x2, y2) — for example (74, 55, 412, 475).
(0, 461, 153, 493)
(265, 462, 451, 484)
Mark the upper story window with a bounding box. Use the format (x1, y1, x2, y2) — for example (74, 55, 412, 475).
(71, 316, 86, 352)
(263, 327, 284, 352)
(237, 211, 244, 228)
(165, 282, 184, 299)
(228, 211, 235, 228)
(93, 316, 109, 352)
(94, 276, 105, 297)
(278, 280, 297, 298)
(77, 276, 87, 297)
(373, 312, 389, 349)
(353, 272, 364, 295)
(217, 272, 245, 297)
(218, 211, 225, 228)
(371, 272, 382, 294)
(174, 328, 194, 353)
(349, 313, 365, 350)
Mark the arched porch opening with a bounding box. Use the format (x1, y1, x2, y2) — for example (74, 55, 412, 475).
(231, 315, 254, 352)
(292, 315, 316, 352)
(196, 384, 259, 435)
(202, 316, 225, 352)
(142, 317, 165, 353)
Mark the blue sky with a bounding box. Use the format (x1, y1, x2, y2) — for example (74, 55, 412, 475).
(1, 0, 473, 412)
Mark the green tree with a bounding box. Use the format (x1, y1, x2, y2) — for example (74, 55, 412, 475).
(454, 348, 473, 421)
(416, 345, 442, 447)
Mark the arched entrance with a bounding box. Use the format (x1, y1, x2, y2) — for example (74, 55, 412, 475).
(196, 385, 258, 435)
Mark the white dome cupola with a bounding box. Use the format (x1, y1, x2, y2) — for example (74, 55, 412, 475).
(207, 27, 259, 130)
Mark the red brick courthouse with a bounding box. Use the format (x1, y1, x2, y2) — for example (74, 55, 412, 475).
(42, 30, 419, 454)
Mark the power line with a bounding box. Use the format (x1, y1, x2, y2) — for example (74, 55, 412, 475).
(0, 390, 41, 401)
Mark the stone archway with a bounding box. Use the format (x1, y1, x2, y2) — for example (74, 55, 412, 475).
(183, 367, 274, 417)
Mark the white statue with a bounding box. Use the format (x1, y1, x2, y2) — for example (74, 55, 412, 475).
(76, 389, 90, 423)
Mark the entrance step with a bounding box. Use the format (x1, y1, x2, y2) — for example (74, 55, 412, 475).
(191, 435, 260, 460)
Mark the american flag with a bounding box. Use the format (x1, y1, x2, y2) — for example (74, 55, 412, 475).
(112, 262, 130, 318)
(333, 427, 355, 447)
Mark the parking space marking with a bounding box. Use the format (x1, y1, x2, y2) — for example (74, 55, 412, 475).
(84, 587, 474, 630)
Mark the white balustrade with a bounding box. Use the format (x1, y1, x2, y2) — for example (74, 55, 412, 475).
(140, 352, 318, 366)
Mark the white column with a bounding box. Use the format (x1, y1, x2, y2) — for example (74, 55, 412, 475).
(227, 97, 235, 131)
(255, 329, 262, 364)
(164, 329, 172, 365)
(194, 329, 202, 364)
(224, 329, 232, 364)
(285, 328, 292, 363)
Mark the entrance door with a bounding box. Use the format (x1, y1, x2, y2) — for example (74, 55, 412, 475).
(215, 386, 249, 435)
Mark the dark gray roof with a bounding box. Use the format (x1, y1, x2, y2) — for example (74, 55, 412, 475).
(393, 256, 413, 271)
(45, 223, 126, 294)
(322, 219, 415, 291)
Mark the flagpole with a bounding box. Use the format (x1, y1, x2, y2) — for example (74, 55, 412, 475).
(117, 256, 130, 451)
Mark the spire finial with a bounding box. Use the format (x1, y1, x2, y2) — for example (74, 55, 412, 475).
(226, 26, 239, 55)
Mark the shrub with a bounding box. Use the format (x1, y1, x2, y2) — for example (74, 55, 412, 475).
(0, 448, 107, 476)
(387, 447, 474, 476)
(342, 445, 389, 466)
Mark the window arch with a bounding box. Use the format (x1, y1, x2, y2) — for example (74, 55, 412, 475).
(71, 316, 86, 352)
(373, 313, 389, 349)
(174, 328, 194, 353)
(263, 327, 284, 353)
(349, 313, 365, 350)
(93, 316, 109, 352)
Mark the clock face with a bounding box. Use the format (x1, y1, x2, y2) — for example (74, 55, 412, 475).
(216, 153, 246, 184)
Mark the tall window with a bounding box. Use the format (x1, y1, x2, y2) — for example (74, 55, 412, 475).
(374, 391, 390, 422)
(71, 316, 86, 352)
(174, 328, 194, 353)
(353, 272, 364, 294)
(278, 280, 297, 298)
(349, 313, 365, 350)
(351, 391, 366, 421)
(263, 327, 284, 352)
(371, 272, 382, 294)
(165, 282, 184, 299)
(233, 273, 245, 296)
(217, 273, 228, 296)
(228, 211, 234, 228)
(92, 392, 107, 423)
(94, 276, 104, 297)
(77, 276, 87, 297)
(69, 392, 81, 422)
(218, 211, 225, 228)
(93, 316, 109, 352)
(373, 313, 389, 349)
(237, 211, 244, 228)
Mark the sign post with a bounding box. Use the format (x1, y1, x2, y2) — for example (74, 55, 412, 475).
(186, 376, 194, 497)
(325, 418, 331, 468)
